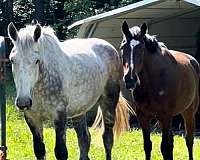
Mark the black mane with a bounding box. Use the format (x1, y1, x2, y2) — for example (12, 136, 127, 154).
(143, 34, 160, 53)
(129, 26, 166, 54)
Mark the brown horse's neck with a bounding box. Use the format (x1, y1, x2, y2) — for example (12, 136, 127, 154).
(134, 47, 166, 104)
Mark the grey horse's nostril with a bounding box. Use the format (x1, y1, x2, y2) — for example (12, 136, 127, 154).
(16, 97, 32, 110)
(29, 98, 32, 107)
(16, 98, 21, 108)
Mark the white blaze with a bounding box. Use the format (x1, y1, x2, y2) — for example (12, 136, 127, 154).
(130, 39, 140, 69)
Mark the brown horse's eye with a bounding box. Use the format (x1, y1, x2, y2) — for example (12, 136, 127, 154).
(35, 59, 40, 64)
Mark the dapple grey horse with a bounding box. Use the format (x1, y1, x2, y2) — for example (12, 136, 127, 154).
(8, 22, 130, 160)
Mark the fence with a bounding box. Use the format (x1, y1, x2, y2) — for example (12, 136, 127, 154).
(0, 36, 9, 160)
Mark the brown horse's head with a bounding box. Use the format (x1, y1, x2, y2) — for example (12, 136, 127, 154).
(120, 21, 147, 90)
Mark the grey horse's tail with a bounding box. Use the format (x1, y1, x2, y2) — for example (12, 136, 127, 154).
(92, 92, 134, 137)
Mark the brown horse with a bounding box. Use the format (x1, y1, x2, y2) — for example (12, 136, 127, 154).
(120, 21, 199, 160)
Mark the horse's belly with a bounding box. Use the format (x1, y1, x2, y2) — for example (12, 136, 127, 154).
(67, 90, 102, 118)
(67, 74, 108, 117)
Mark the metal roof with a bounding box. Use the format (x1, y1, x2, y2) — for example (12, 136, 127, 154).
(67, 0, 200, 55)
(68, 0, 200, 30)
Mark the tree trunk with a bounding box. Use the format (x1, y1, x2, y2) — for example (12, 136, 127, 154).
(2, 0, 13, 36)
(33, 0, 45, 25)
(54, 0, 65, 40)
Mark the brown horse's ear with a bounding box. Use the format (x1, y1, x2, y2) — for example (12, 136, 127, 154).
(34, 24, 41, 42)
(8, 22, 18, 42)
(141, 23, 147, 37)
(122, 21, 132, 40)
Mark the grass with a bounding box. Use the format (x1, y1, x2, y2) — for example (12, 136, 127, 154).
(4, 83, 200, 159)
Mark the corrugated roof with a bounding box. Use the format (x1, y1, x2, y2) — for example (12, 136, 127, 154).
(68, 0, 200, 30)
(184, 0, 200, 6)
(68, 0, 160, 29)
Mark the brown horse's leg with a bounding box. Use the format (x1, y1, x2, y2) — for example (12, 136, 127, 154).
(160, 117, 174, 160)
(137, 112, 152, 160)
(99, 82, 120, 160)
(182, 107, 197, 160)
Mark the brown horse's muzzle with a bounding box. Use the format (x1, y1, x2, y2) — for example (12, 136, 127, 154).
(15, 97, 32, 111)
(124, 73, 138, 90)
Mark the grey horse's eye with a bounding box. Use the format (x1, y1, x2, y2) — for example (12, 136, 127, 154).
(35, 59, 40, 64)
(10, 58, 14, 64)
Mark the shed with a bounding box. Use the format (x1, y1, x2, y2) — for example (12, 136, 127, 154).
(69, 0, 200, 129)
(69, 0, 200, 55)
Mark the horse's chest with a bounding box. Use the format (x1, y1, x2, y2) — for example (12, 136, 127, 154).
(32, 89, 68, 119)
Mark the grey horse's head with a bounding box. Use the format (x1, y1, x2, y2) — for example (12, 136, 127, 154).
(8, 22, 42, 111)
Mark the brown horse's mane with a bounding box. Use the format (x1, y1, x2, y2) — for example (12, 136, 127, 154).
(143, 34, 167, 54)
(129, 26, 167, 54)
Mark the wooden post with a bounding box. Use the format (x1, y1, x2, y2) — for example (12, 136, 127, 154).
(0, 37, 7, 160)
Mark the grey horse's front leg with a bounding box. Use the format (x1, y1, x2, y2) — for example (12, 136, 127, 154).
(74, 116, 91, 160)
(24, 114, 45, 160)
(54, 110, 68, 160)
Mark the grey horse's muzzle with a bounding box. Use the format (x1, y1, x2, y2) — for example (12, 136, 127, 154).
(15, 97, 32, 111)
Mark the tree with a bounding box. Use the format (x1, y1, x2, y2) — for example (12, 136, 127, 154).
(2, 0, 138, 38)
(33, 0, 45, 25)
(13, 0, 34, 29)
(53, 0, 66, 40)
(1, 0, 13, 36)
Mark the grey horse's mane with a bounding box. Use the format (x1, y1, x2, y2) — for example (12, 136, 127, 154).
(17, 25, 61, 53)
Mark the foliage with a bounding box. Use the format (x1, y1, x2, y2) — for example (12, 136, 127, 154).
(13, 0, 34, 29)
(119, 0, 141, 6)
(0, 0, 141, 38)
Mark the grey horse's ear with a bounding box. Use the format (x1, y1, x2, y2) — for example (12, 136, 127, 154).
(31, 19, 38, 25)
(141, 23, 147, 37)
(122, 21, 132, 40)
(8, 22, 18, 41)
(33, 24, 41, 42)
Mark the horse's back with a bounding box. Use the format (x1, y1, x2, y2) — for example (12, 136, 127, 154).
(61, 38, 123, 80)
(169, 50, 199, 79)
(170, 50, 200, 77)
(61, 38, 116, 55)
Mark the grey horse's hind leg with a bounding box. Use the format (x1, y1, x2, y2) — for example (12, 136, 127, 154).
(24, 115, 45, 160)
(74, 116, 91, 160)
(54, 110, 68, 160)
(100, 82, 120, 160)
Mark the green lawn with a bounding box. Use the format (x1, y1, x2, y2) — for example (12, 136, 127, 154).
(6, 99, 200, 160)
